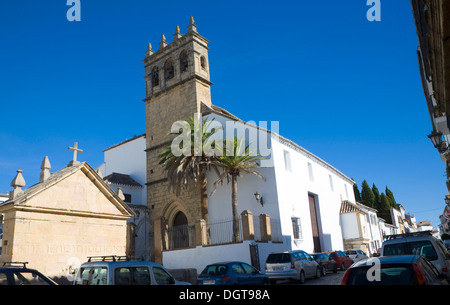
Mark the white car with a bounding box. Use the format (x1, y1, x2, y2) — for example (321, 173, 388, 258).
(345, 249, 368, 262)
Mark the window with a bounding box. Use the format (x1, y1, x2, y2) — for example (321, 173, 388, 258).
(151, 67, 159, 86)
(13, 272, 52, 285)
(124, 193, 132, 203)
(75, 267, 107, 285)
(200, 56, 206, 69)
(231, 263, 245, 274)
(308, 162, 314, 182)
(283, 150, 291, 172)
(180, 50, 188, 72)
(292, 217, 303, 240)
(153, 267, 175, 284)
(241, 263, 257, 274)
(165, 58, 174, 80)
(114, 267, 150, 285)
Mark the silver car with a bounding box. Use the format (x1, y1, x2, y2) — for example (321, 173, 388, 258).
(73, 255, 191, 285)
(345, 249, 368, 262)
(265, 250, 321, 284)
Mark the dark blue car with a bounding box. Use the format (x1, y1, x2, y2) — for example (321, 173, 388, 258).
(197, 261, 268, 285)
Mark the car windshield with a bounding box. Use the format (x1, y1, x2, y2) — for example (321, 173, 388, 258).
(384, 240, 438, 261)
(346, 264, 414, 285)
(200, 265, 228, 276)
(266, 253, 291, 264)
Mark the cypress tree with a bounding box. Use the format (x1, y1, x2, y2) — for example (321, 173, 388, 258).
(372, 184, 381, 211)
(380, 193, 392, 224)
(361, 180, 375, 208)
(385, 186, 398, 209)
(352, 179, 361, 202)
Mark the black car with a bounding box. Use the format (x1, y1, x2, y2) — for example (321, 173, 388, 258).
(311, 253, 338, 275)
(0, 262, 57, 285)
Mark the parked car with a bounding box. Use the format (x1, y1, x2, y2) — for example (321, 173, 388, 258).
(0, 262, 57, 285)
(341, 255, 448, 285)
(265, 250, 321, 284)
(345, 249, 369, 262)
(324, 251, 354, 270)
(311, 253, 338, 275)
(381, 231, 450, 278)
(197, 261, 268, 285)
(73, 255, 190, 285)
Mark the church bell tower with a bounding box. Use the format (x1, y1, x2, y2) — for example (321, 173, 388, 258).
(143, 17, 213, 260)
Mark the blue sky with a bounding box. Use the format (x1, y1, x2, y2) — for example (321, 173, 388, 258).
(0, 1, 446, 226)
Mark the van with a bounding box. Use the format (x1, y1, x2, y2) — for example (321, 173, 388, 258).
(381, 231, 450, 278)
(73, 255, 190, 285)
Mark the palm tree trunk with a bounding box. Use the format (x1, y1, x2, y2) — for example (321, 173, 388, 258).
(199, 166, 209, 225)
(231, 174, 240, 243)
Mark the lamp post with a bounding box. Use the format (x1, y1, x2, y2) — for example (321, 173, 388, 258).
(428, 131, 443, 151)
(254, 192, 264, 207)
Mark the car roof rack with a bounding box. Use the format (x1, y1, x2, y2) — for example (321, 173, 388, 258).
(87, 255, 129, 262)
(385, 230, 433, 240)
(2, 262, 28, 268)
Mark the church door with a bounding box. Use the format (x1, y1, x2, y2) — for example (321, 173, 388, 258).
(308, 194, 322, 253)
(171, 212, 189, 249)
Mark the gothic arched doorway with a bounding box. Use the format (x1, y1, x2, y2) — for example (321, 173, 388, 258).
(171, 211, 189, 249)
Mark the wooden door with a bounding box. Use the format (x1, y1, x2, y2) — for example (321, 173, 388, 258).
(308, 194, 321, 253)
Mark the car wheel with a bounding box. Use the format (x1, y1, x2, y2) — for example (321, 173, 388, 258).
(316, 267, 321, 279)
(269, 279, 277, 285)
(321, 266, 327, 276)
(341, 263, 345, 271)
(333, 264, 338, 273)
(299, 270, 306, 284)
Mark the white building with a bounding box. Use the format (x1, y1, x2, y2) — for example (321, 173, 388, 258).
(339, 201, 383, 255)
(97, 134, 150, 260)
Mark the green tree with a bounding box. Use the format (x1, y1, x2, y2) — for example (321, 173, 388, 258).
(372, 184, 381, 211)
(379, 193, 392, 224)
(352, 179, 361, 202)
(385, 186, 398, 209)
(210, 137, 265, 242)
(360, 180, 375, 208)
(159, 116, 221, 225)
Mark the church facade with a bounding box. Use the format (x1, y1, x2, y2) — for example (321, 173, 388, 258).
(137, 17, 356, 269)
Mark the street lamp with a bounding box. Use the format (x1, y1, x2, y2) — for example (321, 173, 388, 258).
(254, 192, 264, 207)
(427, 131, 443, 149)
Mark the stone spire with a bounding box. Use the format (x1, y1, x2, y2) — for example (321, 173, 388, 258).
(10, 170, 26, 199)
(187, 16, 197, 33)
(146, 42, 155, 57)
(39, 156, 51, 183)
(173, 25, 182, 41)
(159, 34, 168, 49)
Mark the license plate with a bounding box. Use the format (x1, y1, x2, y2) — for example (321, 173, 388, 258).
(203, 280, 215, 285)
(273, 266, 285, 271)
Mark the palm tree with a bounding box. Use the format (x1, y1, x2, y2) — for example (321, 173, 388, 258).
(210, 137, 265, 243)
(159, 116, 221, 225)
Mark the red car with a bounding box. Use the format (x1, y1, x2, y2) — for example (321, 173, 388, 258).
(324, 251, 354, 270)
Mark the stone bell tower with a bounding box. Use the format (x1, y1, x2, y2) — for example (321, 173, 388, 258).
(143, 17, 213, 259)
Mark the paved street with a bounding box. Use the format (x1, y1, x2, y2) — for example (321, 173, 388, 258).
(275, 270, 346, 285)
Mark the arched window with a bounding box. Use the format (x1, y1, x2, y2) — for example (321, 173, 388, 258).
(171, 212, 189, 249)
(165, 58, 174, 80)
(200, 56, 207, 70)
(151, 67, 159, 86)
(180, 50, 188, 73)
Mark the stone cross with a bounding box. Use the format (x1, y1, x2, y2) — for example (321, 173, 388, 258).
(68, 142, 83, 166)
